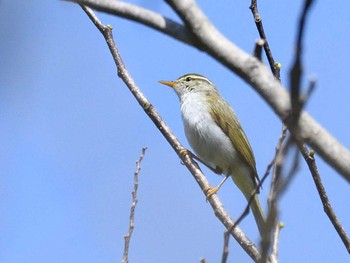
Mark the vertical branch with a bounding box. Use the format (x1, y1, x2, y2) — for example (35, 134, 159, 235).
(269, 222, 284, 263)
(290, 0, 315, 120)
(221, 231, 230, 263)
(261, 134, 299, 262)
(122, 147, 147, 263)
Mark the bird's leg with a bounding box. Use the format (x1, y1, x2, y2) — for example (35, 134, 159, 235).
(179, 149, 223, 175)
(180, 148, 228, 199)
(204, 175, 230, 199)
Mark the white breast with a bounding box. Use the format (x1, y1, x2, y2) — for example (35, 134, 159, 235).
(180, 92, 239, 175)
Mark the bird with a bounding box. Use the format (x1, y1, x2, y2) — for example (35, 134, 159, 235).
(159, 73, 266, 237)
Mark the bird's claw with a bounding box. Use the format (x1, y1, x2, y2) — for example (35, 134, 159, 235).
(179, 148, 190, 158)
(204, 186, 219, 201)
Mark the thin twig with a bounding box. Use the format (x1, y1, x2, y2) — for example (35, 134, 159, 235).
(260, 132, 300, 262)
(79, 5, 264, 262)
(253, 39, 265, 61)
(269, 222, 283, 263)
(231, 125, 287, 235)
(298, 145, 350, 253)
(260, 134, 294, 261)
(290, 0, 315, 121)
(221, 231, 230, 263)
(278, 143, 300, 194)
(122, 147, 147, 263)
(300, 76, 317, 107)
(249, 0, 280, 80)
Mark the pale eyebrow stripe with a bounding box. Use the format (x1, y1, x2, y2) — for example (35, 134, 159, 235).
(181, 74, 214, 86)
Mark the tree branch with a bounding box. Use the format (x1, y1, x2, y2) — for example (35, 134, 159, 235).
(261, 131, 298, 262)
(65, 0, 201, 48)
(250, 0, 280, 80)
(221, 231, 230, 263)
(298, 145, 350, 253)
(122, 147, 147, 263)
(79, 5, 265, 262)
(252, 39, 265, 61)
(269, 222, 283, 263)
(290, 0, 315, 122)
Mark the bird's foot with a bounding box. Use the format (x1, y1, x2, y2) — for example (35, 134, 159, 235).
(179, 148, 190, 158)
(204, 186, 220, 201)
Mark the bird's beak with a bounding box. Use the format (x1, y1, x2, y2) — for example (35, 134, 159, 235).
(158, 80, 175, 88)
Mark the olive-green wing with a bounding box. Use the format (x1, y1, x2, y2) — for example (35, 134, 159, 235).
(208, 95, 258, 177)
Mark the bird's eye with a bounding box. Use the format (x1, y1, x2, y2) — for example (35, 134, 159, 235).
(185, 76, 192, 82)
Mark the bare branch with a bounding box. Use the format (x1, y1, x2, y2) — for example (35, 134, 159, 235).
(253, 39, 265, 61)
(298, 145, 350, 253)
(290, 0, 315, 122)
(299, 76, 317, 107)
(269, 222, 283, 263)
(249, 0, 280, 80)
(79, 5, 265, 262)
(261, 133, 298, 262)
(221, 231, 230, 263)
(66, 0, 350, 181)
(122, 147, 148, 263)
(65, 0, 201, 48)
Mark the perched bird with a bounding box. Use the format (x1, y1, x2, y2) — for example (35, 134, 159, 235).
(159, 73, 266, 236)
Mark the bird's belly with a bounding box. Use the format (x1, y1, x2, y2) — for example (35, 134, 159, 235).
(182, 105, 238, 174)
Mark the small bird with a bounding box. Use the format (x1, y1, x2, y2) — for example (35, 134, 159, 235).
(159, 73, 266, 236)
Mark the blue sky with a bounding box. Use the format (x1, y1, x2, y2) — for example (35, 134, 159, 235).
(1, 0, 350, 262)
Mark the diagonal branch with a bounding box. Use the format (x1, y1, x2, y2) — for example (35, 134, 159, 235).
(79, 5, 265, 262)
(65, 0, 200, 48)
(298, 145, 350, 253)
(250, 0, 280, 80)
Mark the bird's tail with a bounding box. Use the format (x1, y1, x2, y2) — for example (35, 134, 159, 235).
(249, 193, 266, 237)
(231, 174, 266, 237)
